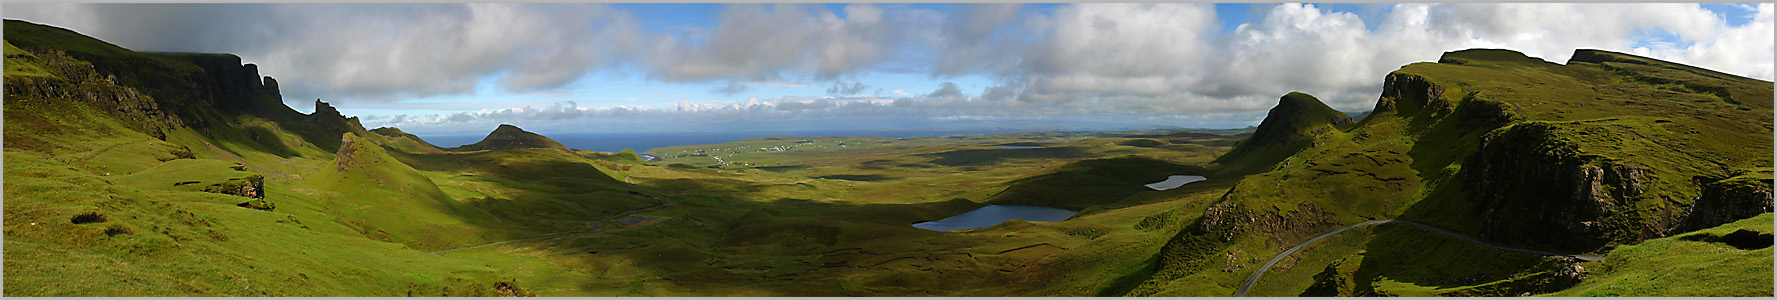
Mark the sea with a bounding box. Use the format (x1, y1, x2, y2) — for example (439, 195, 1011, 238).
(420, 129, 1040, 153)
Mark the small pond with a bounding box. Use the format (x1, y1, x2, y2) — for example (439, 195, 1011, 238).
(1144, 175, 1207, 190)
(912, 205, 1078, 231)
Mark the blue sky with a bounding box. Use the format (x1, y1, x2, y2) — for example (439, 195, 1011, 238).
(5, 3, 1772, 137)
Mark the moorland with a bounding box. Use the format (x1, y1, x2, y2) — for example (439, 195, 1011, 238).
(3, 19, 1771, 296)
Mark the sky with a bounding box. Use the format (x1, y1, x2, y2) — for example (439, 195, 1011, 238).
(5, 3, 1772, 136)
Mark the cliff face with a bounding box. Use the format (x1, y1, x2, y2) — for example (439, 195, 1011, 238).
(1679, 173, 1775, 232)
(1465, 122, 1654, 251)
(1371, 73, 1451, 117)
(3, 47, 182, 140)
(1130, 48, 1771, 296)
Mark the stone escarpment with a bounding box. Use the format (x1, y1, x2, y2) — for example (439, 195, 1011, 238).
(309, 99, 366, 135)
(1678, 173, 1774, 232)
(169, 52, 281, 111)
(1464, 123, 1652, 251)
(1371, 73, 1452, 117)
(3, 47, 183, 139)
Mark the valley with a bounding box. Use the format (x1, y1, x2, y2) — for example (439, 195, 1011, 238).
(3, 18, 1772, 297)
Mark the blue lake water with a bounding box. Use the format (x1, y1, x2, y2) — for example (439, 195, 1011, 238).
(990, 145, 1045, 149)
(1145, 175, 1207, 190)
(421, 129, 1037, 153)
(912, 205, 1079, 231)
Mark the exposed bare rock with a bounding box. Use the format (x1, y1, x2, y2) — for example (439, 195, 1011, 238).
(1677, 174, 1774, 232)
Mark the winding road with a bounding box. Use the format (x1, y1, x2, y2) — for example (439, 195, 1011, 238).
(1234, 219, 1604, 297)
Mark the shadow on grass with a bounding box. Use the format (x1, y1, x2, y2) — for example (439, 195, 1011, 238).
(916, 146, 1090, 167)
(1336, 224, 1553, 296)
(527, 193, 1001, 296)
(817, 174, 897, 181)
(753, 165, 810, 173)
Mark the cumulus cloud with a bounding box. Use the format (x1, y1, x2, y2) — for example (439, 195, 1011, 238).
(5, 3, 1770, 132)
(954, 3, 1774, 114)
(644, 4, 907, 81)
(4, 3, 645, 103)
(931, 3, 1027, 76)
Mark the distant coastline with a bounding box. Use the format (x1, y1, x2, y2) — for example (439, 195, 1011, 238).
(421, 129, 1048, 153)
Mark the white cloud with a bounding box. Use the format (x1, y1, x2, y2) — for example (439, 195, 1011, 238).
(4, 3, 645, 103)
(644, 4, 907, 82)
(6, 3, 1769, 131)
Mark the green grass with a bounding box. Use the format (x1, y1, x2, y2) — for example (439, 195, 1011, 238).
(1212, 92, 1355, 176)
(986, 156, 1206, 211)
(1548, 213, 1774, 297)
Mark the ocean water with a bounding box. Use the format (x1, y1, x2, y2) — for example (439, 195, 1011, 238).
(421, 129, 1037, 153)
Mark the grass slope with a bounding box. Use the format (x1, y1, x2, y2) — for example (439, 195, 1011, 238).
(1120, 48, 1772, 297)
(1211, 92, 1355, 176)
(1548, 213, 1773, 297)
(451, 124, 572, 152)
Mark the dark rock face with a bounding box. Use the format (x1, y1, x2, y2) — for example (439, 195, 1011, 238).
(1465, 122, 1654, 252)
(313, 99, 342, 120)
(180, 55, 278, 111)
(1678, 175, 1773, 232)
(1372, 73, 1451, 117)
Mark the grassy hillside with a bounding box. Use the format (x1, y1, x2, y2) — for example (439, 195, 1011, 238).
(1548, 213, 1773, 297)
(1115, 48, 1773, 297)
(1211, 92, 1355, 176)
(1, 20, 644, 296)
(451, 124, 572, 152)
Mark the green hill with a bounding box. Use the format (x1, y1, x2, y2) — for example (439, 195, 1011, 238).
(451, 124, 572, 152)
(2, 19, 638, 296)
(368, 126, 446, 153)
(5, 17, 1769, 297)
(1211, 92, 1355, 176)
(1122, 48, 1773, 297)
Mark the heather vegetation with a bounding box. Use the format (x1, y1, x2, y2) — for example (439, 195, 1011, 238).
(4, 19, 1769, 296)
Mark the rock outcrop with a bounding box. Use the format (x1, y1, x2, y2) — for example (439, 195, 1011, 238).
(203, 174, 266, 199)
(1678, 174, 1774, 232)
(1464, 122, 1660, 252)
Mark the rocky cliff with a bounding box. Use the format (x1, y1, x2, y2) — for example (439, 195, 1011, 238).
(1465, 122, 1653, 251)
(1678, 172, 1775, 232)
